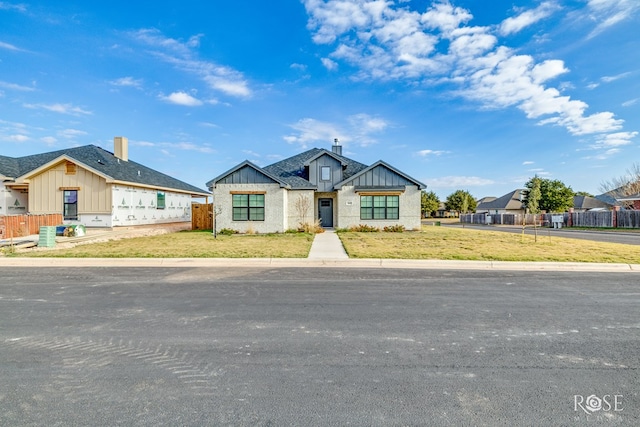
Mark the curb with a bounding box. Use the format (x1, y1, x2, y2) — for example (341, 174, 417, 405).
(0, 257, 638, 272)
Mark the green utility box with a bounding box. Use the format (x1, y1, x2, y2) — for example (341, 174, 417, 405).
(38, 226, 56, 247)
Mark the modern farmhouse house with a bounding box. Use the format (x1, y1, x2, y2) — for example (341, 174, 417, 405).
(0, 137, 210, 228)
(207, 141, 426, 233)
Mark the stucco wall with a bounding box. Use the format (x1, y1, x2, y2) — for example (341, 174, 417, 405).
(337, 185, 422, 230)
(214, 183, 286, 233)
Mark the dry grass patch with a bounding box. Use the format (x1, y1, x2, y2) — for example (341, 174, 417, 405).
(18, 230, 314, 258)
(338, 226, 640, 263)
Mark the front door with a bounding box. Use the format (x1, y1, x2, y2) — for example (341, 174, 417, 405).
(318, 198, 333, 227)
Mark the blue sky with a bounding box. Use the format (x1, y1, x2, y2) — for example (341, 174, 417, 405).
(1, 0, 639, 200)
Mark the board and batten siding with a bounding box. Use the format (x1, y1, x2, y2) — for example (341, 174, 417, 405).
(346, 164, 414, 187)
(307, 155, 343, 192)
(28, 162, 111, 215)
(217, 165, 276, 185)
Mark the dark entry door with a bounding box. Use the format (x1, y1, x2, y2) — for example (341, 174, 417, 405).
(318, 198, 333, 227)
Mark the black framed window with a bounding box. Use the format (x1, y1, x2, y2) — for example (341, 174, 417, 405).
(63, 190, 78, 220)
(233, 194, 265, 221)
(360, 195, 399, 220)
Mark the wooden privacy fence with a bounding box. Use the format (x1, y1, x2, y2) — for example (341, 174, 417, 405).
(191, 203, 213, 230)
(0, 214, 63, 239)
(461, 210, 640, 229)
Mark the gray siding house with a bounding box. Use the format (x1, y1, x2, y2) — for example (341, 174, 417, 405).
(207, 143, 426, 233)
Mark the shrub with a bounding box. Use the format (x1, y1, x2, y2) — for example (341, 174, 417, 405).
(383, 225, 405, 233)
(349, 224, 380, 232)
(218, 228, 238, 236)
(297, 220, 325, 234)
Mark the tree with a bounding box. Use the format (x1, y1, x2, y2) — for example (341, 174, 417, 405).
(421, 190, 440, 218)
(599, 162, 640, 208)
(525, 175, 542, 241)
(523, 177, 574, 213)
(445, 190, 477, 214)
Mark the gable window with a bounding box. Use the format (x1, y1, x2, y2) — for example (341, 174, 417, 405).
(320, 166, 331, 181)
(233, 194, 265, 221)
(63, 190, 78, 220)
(360, 195, 399, 220)
(157, 192, 166, 209)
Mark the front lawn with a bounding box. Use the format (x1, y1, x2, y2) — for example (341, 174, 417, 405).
(337, 226, 640, 263)
(16, 230, 315, 258)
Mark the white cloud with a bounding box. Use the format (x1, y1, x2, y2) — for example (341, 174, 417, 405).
(499, 1, 561, 36)
(133, 139, 215, 154)
(321, 57, 338, 71)
(0, 3, 27, 13)
(160, 91, 203, 106)
(622, 98, 638, 107)
(522, 161, 534, 165)
(417, 149, 447, 157)
(110, 76, 143, 88)
(3, 134, 29, 142)
(41, 136, 57, 145)
(284, 113, 388, 149)
(303, 0, 635, 157)
(131, 29, 251, 98)
(586, 0, 640, 39)
(0, 40, 21, 51)
(58, 129, 87, 139)
(24, 103, 92, 116)
(601, 71, 632, 83)
(424, 175, 495, 189)
(284, 118, 343, 149)
(593, 131, 638, 147)
(0, 80, 35, 91)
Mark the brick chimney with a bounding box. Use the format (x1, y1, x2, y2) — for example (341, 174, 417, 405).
(114, 136, 128, 162)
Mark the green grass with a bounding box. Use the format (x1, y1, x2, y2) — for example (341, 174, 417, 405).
(337, 226, 640, 263)
(12, 226, 640, 263)
(18, 230, 315, 258)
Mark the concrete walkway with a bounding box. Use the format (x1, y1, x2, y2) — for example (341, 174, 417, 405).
(307, 229, 349, 259)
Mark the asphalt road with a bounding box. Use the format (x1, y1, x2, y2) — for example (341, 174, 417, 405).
(443, 222, 640, 245)
(1, 267, 638, 426)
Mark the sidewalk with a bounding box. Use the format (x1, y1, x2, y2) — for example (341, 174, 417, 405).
(307, 229, 348, 259)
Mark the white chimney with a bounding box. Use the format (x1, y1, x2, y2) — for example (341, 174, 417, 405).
(114, 136, 128, 162)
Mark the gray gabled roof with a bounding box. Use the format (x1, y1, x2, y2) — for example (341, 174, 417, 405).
(263, 148, 369, 189)
(477, 189, 524, 210)
(0, 155, 20, 179)
(573, 195, 613, 209)
(207, 148, 424, 191)
(4, 145, 209, 196)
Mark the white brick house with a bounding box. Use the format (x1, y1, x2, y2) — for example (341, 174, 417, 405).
(207, 142, 426, 233)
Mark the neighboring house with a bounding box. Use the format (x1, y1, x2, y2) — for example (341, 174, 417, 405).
(0, 137, 210, 228)
(572, 195, 614, 212)
(615, 193, 640, 210)
(476, 189, 526, 215)
(206, 142, 426, 233)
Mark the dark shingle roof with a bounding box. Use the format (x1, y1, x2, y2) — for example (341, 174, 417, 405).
(262, 148, 369, 189)
(3, 145, 209, 195)
(0, 155, 20, 179)
(477, 189, 524, 210)
(573, 195, 612, 209)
